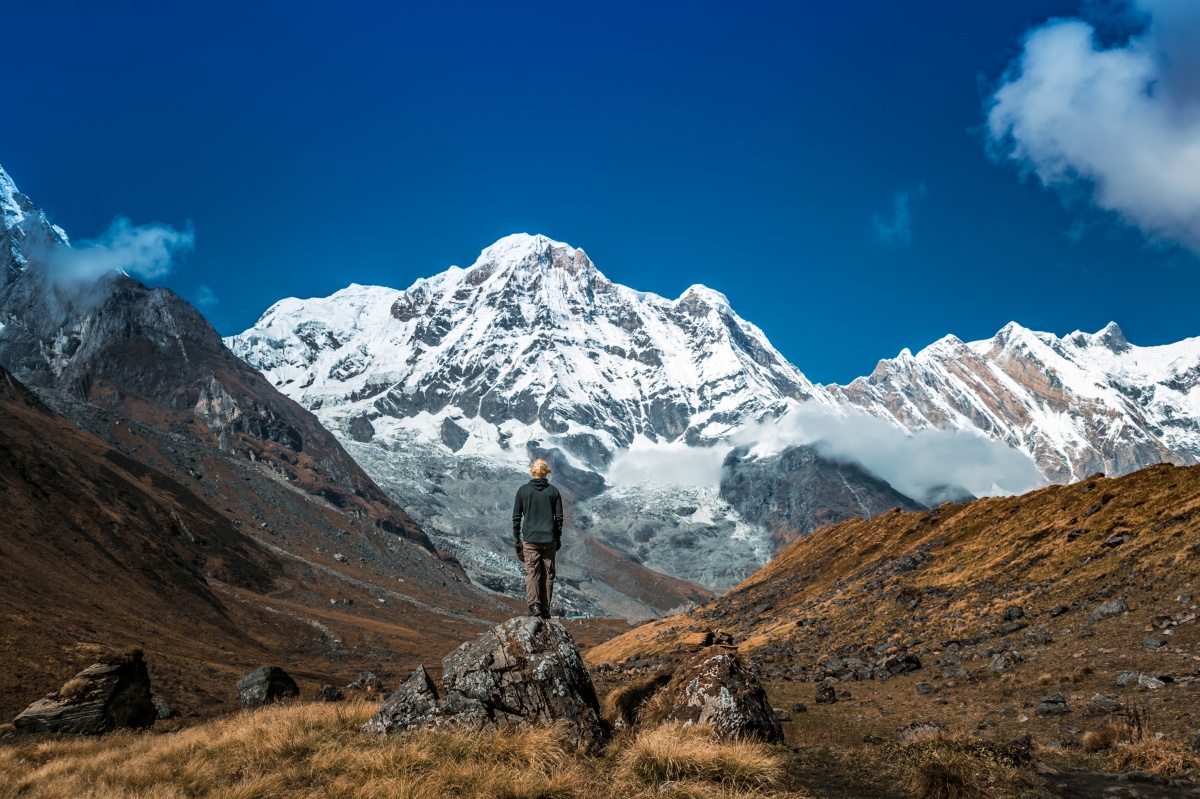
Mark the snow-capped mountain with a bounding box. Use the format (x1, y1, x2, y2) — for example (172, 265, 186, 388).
(228, 232, 1200, 590)
(829, 322, 1200, 483)
(229, 233, 820, 469)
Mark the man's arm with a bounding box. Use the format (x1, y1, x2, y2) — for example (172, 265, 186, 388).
(512, 489, 524, 537)
(552, 489, 564, 549)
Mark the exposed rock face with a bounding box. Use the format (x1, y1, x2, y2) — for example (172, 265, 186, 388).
(364, 616, 604, 748)
(1089, 598, 1129, 623)
(12, 650, 155, 735)
(654, 646, 782, 742)
(236, 666, 300, 708)
(720, 444, 925, 550)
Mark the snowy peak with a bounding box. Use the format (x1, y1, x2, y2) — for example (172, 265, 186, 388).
(832, 322, 1200, 483)
(228, 233, 819, 467)
(1, 164, 34, 231)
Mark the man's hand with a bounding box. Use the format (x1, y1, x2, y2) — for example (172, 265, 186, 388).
(514, 539, 524, 558)
(554, 536, 562, 552)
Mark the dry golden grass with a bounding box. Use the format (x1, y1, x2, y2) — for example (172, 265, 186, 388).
(856, 734, 1036, 799)
(1107, 738, 1200, 775)
(1081, 724, 1121, 753)
(0, 702, 806, 799)
(616, 723, 784, 790)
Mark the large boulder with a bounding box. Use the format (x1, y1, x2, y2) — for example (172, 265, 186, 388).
(12, 649, 156, 735)
(364, 616, 604, 748)
(654, 646, 782, 742)
(237, 666, 300, 708)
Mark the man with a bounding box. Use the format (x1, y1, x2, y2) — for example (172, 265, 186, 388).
(511, 458, 563, 619)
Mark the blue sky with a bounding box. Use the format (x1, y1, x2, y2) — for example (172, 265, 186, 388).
(3, 0, 1198, 383)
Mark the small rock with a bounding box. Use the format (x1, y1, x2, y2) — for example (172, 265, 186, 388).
(1117, 672, 1139, 687)
(773, 708, 790, 722)
(815, 684, 837, 704)
(316, 685, 344, 702)
(897, 721, 946, 743)
(998, 621, 1028, 635)
(792, 702, 807, 713)
(152, 699, 173, 720)
(236, 666, 300, 708)
(1089, 598, 1129, 624)
(1143, 636, 1166, 652)
(1036, 692, 1071, 717)
(347, 671, 386, 695)
(916, 681, 937, 695)
(1085, 695, 1122, 716)
(1137, 675, 1166, 691)
(1049, 605, 1070, 617)
(1003, 606, 1025, 621)
(334, 553, 348, 563)
(881, 654, 922, 676)
(1102, 533, 1132, 548)
(13, 649, 156, 735)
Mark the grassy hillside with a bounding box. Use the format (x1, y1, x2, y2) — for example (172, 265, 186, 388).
(590, 463, 1200, 748)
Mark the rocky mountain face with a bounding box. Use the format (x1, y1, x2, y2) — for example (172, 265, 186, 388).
(227, 232, 1200, 594)
(719, 444, 926, 552)
(0, 165, 556, 720)
(829, 322, 1200, 483)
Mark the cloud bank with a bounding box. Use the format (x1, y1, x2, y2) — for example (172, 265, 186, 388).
(986, 1, 1200, 253)
(42, 216, 195, 287)
(733, 403, 1046, 503)
(608, 401, 1046, 503)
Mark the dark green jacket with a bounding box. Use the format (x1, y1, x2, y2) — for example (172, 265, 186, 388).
(512, 478, 563, 544)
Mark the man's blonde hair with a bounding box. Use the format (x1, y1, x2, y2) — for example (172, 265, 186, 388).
(530, 459, 551, 478)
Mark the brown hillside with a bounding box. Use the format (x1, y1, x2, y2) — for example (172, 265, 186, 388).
(0, 366, 537, 723)
(590, 463, 1200, 746)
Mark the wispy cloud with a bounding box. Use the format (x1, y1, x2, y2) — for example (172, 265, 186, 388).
(42, 216, 195, 286)
(194, 284, 218, 309)
(986, 1, 1200, 253)
(873, 185, 928, 245)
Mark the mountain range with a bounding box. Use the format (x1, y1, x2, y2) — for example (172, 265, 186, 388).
(227, 232, 1200, 593)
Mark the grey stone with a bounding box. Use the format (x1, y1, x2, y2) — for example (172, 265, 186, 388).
(772, 707, 790, 721)
(815, 683, 837, 704)
(655, 646, 782, 742)
(236, 666, 300, 708)
(998, 622, 1028, 635)
(1137, 675, 1166, 691)
(13, 650, 156, 735)
(153, 698, 173, 719)
(439, 417, 470, 452)
(347, 670, 386, 695)
(1089, 598, 1129, 623)
(1085, 695, 1122, 716)
(1003, 606, 1025, 621)
(1036, 692, 1071, 717)
(896, 721, 946, 743)
(364, 617, 604, 749)
(916, 681, 937, 695)
(1117, 671, 1139, 687)
(989, 651, 1022, 672)
(1142, 636, 1166, 652)
(882, 654, 922, 676)
(316, 684, 344, 702)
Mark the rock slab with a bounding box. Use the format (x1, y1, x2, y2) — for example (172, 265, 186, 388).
(237, 666, 300, 708)
(364, 616, 604, 748)
(13, 649, 156, 735)
(654, 646, 782, 742)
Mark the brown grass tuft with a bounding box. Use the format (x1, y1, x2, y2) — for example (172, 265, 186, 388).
(601, 671, 673, 728)
(1082, 725, 1120, 753)
(616, 722, 784, 790)
(56, 677, 90, 699)
(1107, 738, 1200, 775)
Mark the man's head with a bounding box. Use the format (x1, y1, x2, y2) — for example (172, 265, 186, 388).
(530, 459, 551, 479)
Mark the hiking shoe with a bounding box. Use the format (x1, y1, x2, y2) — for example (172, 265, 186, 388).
(527, 603, 543, 617)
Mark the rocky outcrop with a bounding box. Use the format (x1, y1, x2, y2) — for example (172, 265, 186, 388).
(364, 616, 604, 748)
(653, 646, 782, 742)
(720, 444, 924, 551)
(236, 666, 300, 708)
(12, 650, 156, 735)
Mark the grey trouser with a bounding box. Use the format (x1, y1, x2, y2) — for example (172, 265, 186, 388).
(522, 541, 556, 611)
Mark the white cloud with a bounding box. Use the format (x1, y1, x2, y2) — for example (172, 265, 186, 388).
(43, 216, 195, 286)
(194, 284, 218, 309)
(986, 2, 1200, 253)
(607, 438, 727, 487)
(732, 402, 1046, 502)
(873, 185, 928, 245)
